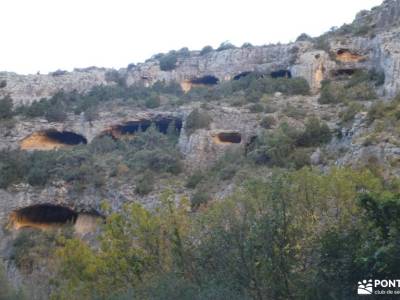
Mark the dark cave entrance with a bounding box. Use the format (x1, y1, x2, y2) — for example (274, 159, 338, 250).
(46, 130, 88, 145)
(233, 72, 252, 80)
(214, 132, 242, 144)
(190, 75, 219, 85)
(10, 204, 78, 230)
(270, 70, 292, 79)
(330, 69, 358, 77)
(20, 130, 87, 150)
(106, 117, 183, 138)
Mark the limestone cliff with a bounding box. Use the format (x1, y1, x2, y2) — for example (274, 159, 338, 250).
(3, 0, 400, 251)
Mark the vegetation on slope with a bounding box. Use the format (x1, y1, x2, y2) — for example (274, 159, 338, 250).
(8, 168, 397, 300)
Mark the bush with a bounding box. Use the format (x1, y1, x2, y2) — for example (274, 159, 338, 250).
(260, 115, 276, 129)
(50, 69, 68, 76)
(319, 71, 378, 104)
(291, 148, 311, 169)
(159, 52, 178, 71)
(145, 94, 161, 108)
(0, 150, 27, 188)
(45, 105, 67, 122)
(191, 189, 211, 209)
(250, 124, 299, 167)
(297, 117, 332, 147)
(135, 171, 155, 195)
(25, 151, 57, 186)
(200, 45, 213, 55)
(129, 149, 182, 174)
(89, 136, 118, 154)
(367, 101, 386, 123)
(185, 109, 212, 135)
(283, 104, 307, 119)
(11, 230, 59, 274)
(216, 42, 236, 51)
(248, 103, 264, 113)
(186, 171, 204, 189)
(0, 80, 7, 88)
(340, 102, 363, 123)
(296, 33, 312, 42)
(318, 80, 340, 104)
(105, 70, 125, 86)
(241, 42, 253, 48)
(0, 95, 13, 119)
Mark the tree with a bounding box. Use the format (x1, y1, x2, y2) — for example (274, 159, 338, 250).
(159, 52, 178, 71)
(296, 117, 332, 147)
(185, 108, 212, 135)
(216, 41, 236, 51)
(200, 45, 213, 56)
(0, 95, 13, 119)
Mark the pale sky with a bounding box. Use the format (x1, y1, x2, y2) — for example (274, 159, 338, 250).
(0, 0, 383, 74)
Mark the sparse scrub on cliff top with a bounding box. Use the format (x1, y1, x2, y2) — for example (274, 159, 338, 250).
(159, 51, 178, 71)
(200, 45, 213, 56)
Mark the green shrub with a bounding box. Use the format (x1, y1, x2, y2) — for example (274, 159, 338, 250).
(283, 104, 307, 119)
(0, 150, 27, 188)
(45, 105, 67, 122)
(291, 148, 311, 169)
(260, 115, 276, 129)
(250, 124, 299, 167)
(159, 52, 178, 71)
(319, 80, 341, 104)
(0, 95, 13, 119)
(241, 42, 253, 48)
(340, 102, 363, 123)
(191, 189, 211, 209)
(11, 230, 60, 274)
(129, 148, 182, 175)
(135, 171, 155, 195)
(319, 71, 379, 104)
(186, 171, 205, 189)
(248, 103, 264, 113)
(367, 101, 386, 123)
(145, 94, 161, 108)
(200, 45, 213, 55)
(216, 42, 236, 51)
(105, 70, 125, 86)
(25, 151, 57, 186)
(0, 261, 24, 299)
(297, 117, 332, 147)
(19, 98, 51, 118)
(185, 109, 212, 135)
(296, 33, 313, 42)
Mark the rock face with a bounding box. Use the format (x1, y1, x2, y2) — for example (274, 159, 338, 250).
(0, 103, 259, 228)
(2, 0, 400, 248)
(3, 0, 400, 106)
(0, 68, 109, 106)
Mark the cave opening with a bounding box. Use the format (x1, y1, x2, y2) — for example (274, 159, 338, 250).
(190, 75, 219, 85)
(336, 49, 364, 63)
(20, 130, 87, 150)
(214, 132, 242, 144)
(10, 204, 78, 230)
(106, 117, 183, 138)
(233, 72, 252, 80)
(330, 69, 357, 77)
(270, 70, 292, 79)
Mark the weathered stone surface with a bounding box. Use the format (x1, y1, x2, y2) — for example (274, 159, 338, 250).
(0, 68, 109, 106)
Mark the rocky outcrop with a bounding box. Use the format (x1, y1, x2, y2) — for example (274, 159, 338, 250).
(0, 68, 110, 106)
